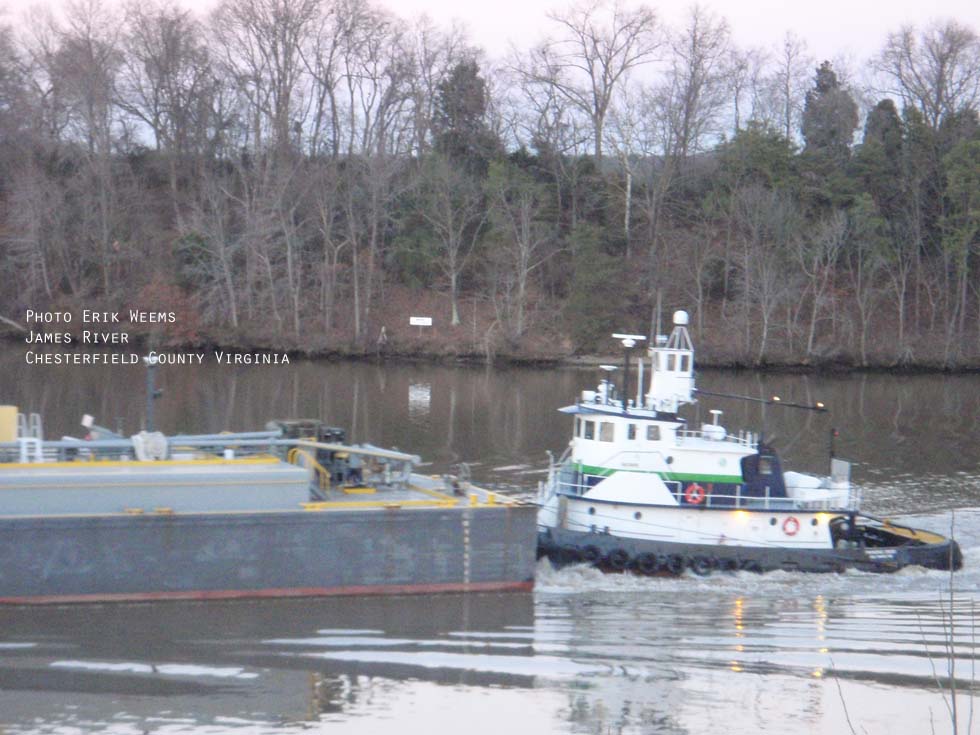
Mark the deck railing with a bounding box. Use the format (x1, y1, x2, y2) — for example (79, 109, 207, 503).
(551, 475, 854, 512)
(674, 428, 758, 448)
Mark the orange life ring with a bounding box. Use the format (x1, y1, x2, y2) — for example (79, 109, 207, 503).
(782, 516, 800, 536)
(684, 483, 706, 505)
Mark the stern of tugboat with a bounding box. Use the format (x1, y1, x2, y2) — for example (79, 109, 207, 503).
(835, 514, 964, 572)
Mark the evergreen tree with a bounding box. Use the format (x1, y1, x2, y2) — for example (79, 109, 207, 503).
(563, 223, 625, 351)
(716, 123, 798, 192)
(855, 100, 904, 221)
(433, 59, 502, 175)
(801, 61, 858, 164)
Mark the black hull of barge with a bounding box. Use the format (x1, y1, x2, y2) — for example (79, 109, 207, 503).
(538, 528, 963, 575)
(0, 507, 539, 604)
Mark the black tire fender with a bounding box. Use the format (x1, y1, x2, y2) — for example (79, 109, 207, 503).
(690, 556, 714, 576)
(605, 548, 630, 571)
(581, 545, 602, 564)
(635, 552, 659, 575)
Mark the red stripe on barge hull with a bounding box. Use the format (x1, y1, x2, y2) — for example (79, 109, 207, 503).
(0, 580, 535, 605)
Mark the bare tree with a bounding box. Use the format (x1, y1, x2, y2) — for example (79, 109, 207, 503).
(486, 161, 556, 340)
(877, 21, 980, 132)
(401, 15, 470, 156)
(728, 45, 768, 131)
(210, 0, 319, 152)
(22, 0, 125, 296)
(795, 210, 846, 358)
(181, 171, 242, 328)
(626, 4, 731, 257)
(299, 0, 345, 158)
(670, 218, 719, 337)
(763, 32, 811, 142)
(507, 52, 591, 228)
(661, 4, 732, 162)
(732, 184, 799, 363)
(418, 155, 487, 326)
(526, 0, 659, 164)
(311, 161, 347, 331)
(606, 81, 641, 248)
(844, 200, 888, 365)
(118, 0, 217, 222)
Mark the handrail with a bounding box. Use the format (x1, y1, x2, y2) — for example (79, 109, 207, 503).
(287, 448, 331, 492)
(553, 477, 854, 512)
(0, 436, 419, 466)
(674, 428, 757, 448)
(291, 439, 419, 464)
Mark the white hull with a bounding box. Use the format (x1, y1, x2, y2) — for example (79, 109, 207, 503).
(550, 494, 833, 549)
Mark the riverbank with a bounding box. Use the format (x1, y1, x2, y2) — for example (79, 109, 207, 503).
(6, 327, 980, 374)
(6, 296, 980, 373)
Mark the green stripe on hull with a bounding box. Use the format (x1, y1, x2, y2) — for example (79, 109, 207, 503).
(575, 462, 743, 484)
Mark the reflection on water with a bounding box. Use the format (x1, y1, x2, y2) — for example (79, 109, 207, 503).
(4, 348, 980, 512)
(2, 351, 980, 733)
(1, 551, 978, 734)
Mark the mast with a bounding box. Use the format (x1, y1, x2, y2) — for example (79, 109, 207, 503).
(612, 333, 646, 414)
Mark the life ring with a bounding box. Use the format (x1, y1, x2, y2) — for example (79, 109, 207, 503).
(782, 516, 801, 536)
(684, 483, 706, 505)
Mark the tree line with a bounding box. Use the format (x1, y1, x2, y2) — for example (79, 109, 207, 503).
(1, 0, 979, 367)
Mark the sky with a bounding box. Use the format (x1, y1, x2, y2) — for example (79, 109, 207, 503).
(1, 0, 978, 69)
(375, 0, 980, 65)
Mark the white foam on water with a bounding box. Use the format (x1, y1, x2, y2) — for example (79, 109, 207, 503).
(313, 628, 385, 636)
(535, 558, 975, 600)
(49, 661, 258, 680)
(445, 631, 536, 639)
(264, 636, 527, 649)
(0, 642, 36, 649)
(295, 649, 607, 678)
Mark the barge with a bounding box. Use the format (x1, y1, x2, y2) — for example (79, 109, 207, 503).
(0, 411, 537, 604)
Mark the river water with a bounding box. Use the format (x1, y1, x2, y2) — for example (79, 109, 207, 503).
(1, 349, 979, 734)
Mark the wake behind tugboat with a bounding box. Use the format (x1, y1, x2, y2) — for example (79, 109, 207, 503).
(536, 311, 962, 576)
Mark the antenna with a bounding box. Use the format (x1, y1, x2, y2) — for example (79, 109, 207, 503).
(693, 389, 829, 413)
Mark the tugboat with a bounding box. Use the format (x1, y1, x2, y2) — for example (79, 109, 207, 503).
(537, 311, 962, 575)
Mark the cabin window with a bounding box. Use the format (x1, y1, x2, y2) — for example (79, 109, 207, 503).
(599, 422, 615, 442)
(575, 417, 582, 437)
(584, 420, 595, 440)
(680, 354, 690, 372)
(646, 425, 660, 441)
(667, 353, 676, 371)
(627, 423, 637, 440)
